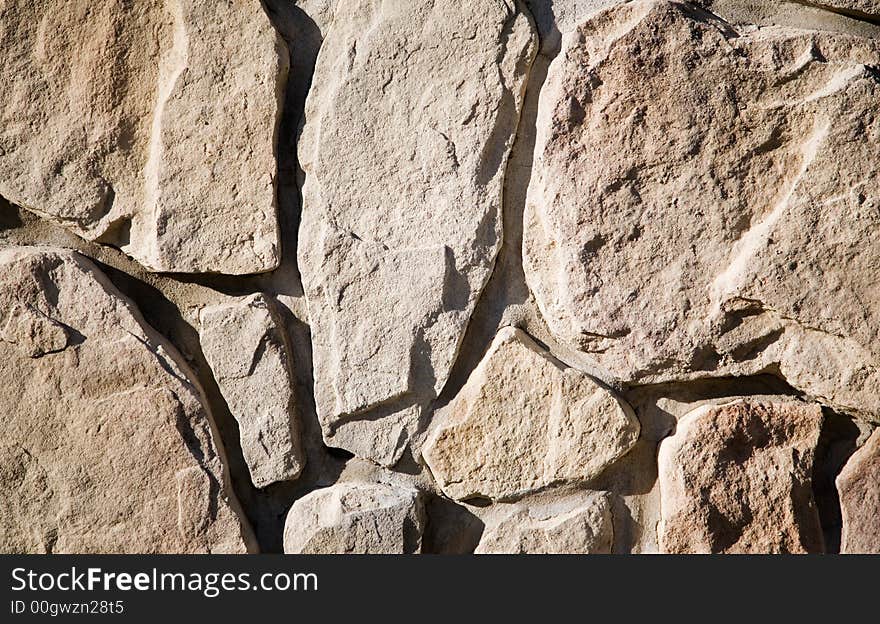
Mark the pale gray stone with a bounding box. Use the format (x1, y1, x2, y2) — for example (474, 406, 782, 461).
(424, 327, 639, 502)
(199, 294, 305, 489)
(283, 482, 424, 554)
(298, 0, 537, 465)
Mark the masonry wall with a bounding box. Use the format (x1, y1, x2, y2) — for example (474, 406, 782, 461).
(1, 0, 879, 554)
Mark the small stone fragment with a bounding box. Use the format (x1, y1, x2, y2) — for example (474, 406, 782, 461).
(476, 491, 614, 554)
(283, 482, 424, 554)
(658, 400, 824, 554)
(424, 327, 639, 502)
(837, 428, 880, 554)
(199, 294, 305, 488)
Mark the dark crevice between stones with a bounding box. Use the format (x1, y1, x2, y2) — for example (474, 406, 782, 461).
(242, 1, 356, 553)
(422, 494, 485, 554)
(812, 407, 861, 554)
(94, 258, 348, 553)
(433, 53, 552, 413)
(87, 260, 262, 551)
(0, 195, 23, 230)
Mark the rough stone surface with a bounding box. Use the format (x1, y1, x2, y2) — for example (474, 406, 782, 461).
(0, 246, 253, 553)
(837, 428, 880, 554)
(525, 1, 624, 55)
(699, 1, 880, 37)
(0, 0, 286, 274)
(424, 327, 639, 502)
(283, 482, 424, 554)
(658, 400, 824, 554)
(4, 0, 880, 556)
(199, 294, 305, 489)
(808, 1, 880, 17)
(476, 491, 613, 554)
(298, 0, 537, 466)
(523, 0, 880, 419)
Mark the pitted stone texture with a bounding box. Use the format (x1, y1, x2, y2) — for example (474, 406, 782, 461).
(476, 491, 613, 554)
(658, 400, 824, 554)
(424, 327, 639, 502)
(0, 0, 286, 274)
(835, 0, 880, 15)
(0, 247, 252, 553)
(283, 482, 424, 554)
(698, 1, 880, 38)
(523, 0, 880, 419)
(837, 428, 880, 554)
(199, 294, 304, 489)
(298, 0, 537, 465)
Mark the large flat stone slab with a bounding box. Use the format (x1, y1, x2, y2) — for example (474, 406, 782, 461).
(298, 0, 537, 465)
(523, 0, 880, 419)
(0, 246, 253, 553)
(0, 0, 286, 273)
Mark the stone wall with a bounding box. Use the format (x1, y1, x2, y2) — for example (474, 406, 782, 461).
(1, 0, 879, 554)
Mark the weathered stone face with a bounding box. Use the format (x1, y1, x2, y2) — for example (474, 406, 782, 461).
(424, 327, 639, 502)
(298, 0, 538, 466)
(3, 0, 880, 557)
(0, 247, 253, 553)
(836, 0, 880, 15)
(199, 294, 305, 489)
(658, 400, 824, 554)
(523, 0, 880, 419)
(475, 491, 614, 554)
(524, 0, 626, 55)
(837, 429, 880, 554)
(283, 482, 424, 554)
(698, 0, 880, 36)
(0, 0, 286, 274)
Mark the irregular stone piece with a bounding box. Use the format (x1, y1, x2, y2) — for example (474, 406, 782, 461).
(199, 294, 304, 489)
(476, 491, 614, 554)
(837, 428, 880, 554)
(0, 246, 253, 553)
(811, 1, 880, 17)
(523, 0, 880, 419)
(283, 482, 424, 554)
(424, 327, 639, 502)
(298, 0, 537, 465)
(0, 1, 286, 274)
(658, 400, 824, 554)
(698, 1, 880, 38)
